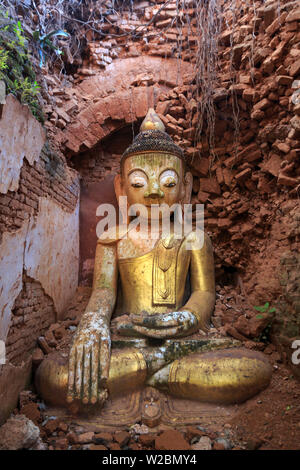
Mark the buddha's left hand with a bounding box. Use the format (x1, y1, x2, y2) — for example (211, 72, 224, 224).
(123, 310, 200, 338)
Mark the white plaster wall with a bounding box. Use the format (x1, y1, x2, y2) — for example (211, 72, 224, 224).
(25, 197, 79, 316)
(0, 197, 79, 342)
(0, 94, 46, 194)
(0, 222, 29, 341)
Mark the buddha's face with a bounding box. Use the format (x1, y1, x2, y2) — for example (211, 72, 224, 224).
(118, 153, 191, 215)
(114, 153, 192, 225)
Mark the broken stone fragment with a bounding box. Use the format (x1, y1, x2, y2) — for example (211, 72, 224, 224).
(234, 312, 274, 339)
(213, 437, 232, 450)
(290, 59, 300, 78)
(235, 168, 252, 182)
(37, 336, 52, 355)
(261, 154, 282, 177)
(277, 172, 299, 187)
(191, 436, 212, 450)
(77, 431, 95, 444)
(200, 177, 221, 195)
(276, 76, 294, 86)
(20, 402, 41, 425)
(114, 431, 130, 447)
(155, 430, 190, 450)
(139, 434, 155, 447)
(0, 415, 40, 450)
(285, 7, 300, 23)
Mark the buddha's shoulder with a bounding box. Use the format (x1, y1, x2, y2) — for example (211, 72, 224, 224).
(183, 230, 212, 251)
(97, 225, 130, 245)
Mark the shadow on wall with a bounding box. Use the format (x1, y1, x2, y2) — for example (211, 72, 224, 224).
(79, 174, 118, 285)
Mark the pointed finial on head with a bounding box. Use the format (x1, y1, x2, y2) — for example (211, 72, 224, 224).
(140, 108, 165, 132)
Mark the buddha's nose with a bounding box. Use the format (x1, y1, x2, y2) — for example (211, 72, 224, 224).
(144, 181, 164, 199)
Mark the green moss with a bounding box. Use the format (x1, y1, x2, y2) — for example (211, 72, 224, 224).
(0, 11, 44, 122)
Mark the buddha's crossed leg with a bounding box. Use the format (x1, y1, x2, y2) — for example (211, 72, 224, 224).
(35, 340, 272, 408)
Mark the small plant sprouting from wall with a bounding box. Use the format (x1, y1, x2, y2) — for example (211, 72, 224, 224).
(254, 302, 276, 316)
(0, 9, 43, 121)
(254, 302, 276, 344)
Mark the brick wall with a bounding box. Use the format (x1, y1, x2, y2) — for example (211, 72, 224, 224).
(0, 142, 79, 238)
(72, 148, 121, 185)
(5, 273, 56, 366)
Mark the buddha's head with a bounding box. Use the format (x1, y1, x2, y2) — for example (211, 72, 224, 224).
(115, 109, 192, 220)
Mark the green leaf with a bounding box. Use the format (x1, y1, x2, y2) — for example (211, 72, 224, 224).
(254, 302, 270, 313)
(268, 307, 276, 313)
(262, 302, 269, 312)
(33, 30, 41, 41)
(254, 306, 264, 312)
(256, 314, 263, 319)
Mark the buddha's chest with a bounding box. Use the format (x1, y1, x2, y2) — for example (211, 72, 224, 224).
(117, 236, 190, 313)
(117, 237, 157, 260)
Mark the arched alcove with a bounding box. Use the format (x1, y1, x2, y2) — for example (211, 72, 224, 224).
(71, 120, 143, 284)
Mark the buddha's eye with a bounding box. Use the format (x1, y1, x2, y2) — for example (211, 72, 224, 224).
(129, 170, 147, 188)
(160, 170, 178, 188)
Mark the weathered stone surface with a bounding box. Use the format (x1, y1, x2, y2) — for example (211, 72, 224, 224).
(0, 358, 31, 425)
(0, 95, 46, 194)
(0, 414, 40, 450)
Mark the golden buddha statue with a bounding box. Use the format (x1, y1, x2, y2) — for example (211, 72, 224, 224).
(35, 109, 271, 412)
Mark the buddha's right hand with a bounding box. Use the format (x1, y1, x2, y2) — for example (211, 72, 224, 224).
(67, 315, 111, 406)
